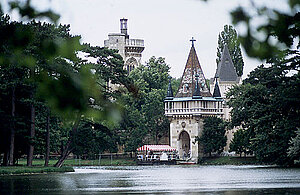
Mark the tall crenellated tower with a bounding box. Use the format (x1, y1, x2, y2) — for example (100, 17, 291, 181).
(104, 18, 144, 73)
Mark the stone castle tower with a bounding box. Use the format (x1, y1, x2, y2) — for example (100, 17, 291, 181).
(165, 39, 224, 162)
(104, 18, 144, 72)
(210, 45, 241, 151)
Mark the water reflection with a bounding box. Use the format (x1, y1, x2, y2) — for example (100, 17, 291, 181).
(0, 165, 300, 194)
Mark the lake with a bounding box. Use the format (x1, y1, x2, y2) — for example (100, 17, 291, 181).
(1, 165, 300, 194)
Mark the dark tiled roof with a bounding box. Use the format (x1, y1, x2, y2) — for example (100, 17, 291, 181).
(175, 45, 211, 98)
(212, 80, 221, 97)
(165, 79, 174, 99)
(215, 45, 238, 81)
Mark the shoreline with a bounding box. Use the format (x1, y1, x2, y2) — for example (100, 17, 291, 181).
(0, 166, 74, 176)
(1, 156, 297, 175)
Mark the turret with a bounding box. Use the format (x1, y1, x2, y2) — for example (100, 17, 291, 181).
(175, 37, 211, 98)
(165, 77, 174, 100)
(215, 44, 238, 82)
(105, 19, 144, 72)
(120, 18, 129, 39)
(212, 78, 221, 98)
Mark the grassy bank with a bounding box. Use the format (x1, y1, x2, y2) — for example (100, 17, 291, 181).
(200, 156, 259, 165)
(0, 166, 74, 175)
(16, 158, 136, 166)
(0, 158, 135, 175)
(3, 157, 260, 173)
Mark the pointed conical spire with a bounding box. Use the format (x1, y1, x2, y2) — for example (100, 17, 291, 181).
(193, 74, 201, 99)
(165, 77, 174, 100)
(212, 79, 221, 98)
(215, 44, 238, 81)
(175, 38, 211, 98)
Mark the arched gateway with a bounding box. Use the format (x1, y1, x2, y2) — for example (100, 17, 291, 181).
(164, 39, 224, 163)
(178, 130, 190, 159)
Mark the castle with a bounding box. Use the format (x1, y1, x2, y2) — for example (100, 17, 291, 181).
(104, 18, 144, 73)
(103, 20, 240, 161)
(164, 39, 240, 162)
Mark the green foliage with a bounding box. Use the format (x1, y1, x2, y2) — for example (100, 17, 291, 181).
(288, 129, 300, 164)
(130, 56, 169, 92)
(72, 120, 119, 156)
(0, 18, 83, 162)
(6, 0, 59, 24)
(216, 25, 244, 76)
(16, 158, 136, 167)
(171, 77, 181, 95)
(119, 57, 171, 151)
(196, 117, 227, 156)
(0, 12, 133, 166)
(82, 44, 134, 90)
(229, 129, 252, 157)
(0, 15, 107, 122)
(230, 1, 300, 60)
(227, 52, 300, 165)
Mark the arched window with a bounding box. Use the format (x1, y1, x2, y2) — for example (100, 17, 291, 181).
(125, 58, 138, 73)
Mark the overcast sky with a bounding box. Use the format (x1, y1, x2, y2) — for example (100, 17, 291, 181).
(4, 0, 289, 79)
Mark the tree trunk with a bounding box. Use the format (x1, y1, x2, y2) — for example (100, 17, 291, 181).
(27, 103, 35, 166)
(8, 86, 15, 166)
(54, 139, 73, 168)
(60, 140, 64, 157)
(44, 111, 50, 167)
(54, 116, 80, 168)
(3, 151, 9, 166)
(3, 150, 9, 166)
(27, 68, 36, 167)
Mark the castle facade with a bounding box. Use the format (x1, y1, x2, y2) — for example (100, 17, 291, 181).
(165, 39, 240, 162)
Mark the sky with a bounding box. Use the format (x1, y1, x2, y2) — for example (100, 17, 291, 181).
(3, 0, 289, 79)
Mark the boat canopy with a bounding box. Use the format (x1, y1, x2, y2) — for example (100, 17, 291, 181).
(137, 145, 177, 152)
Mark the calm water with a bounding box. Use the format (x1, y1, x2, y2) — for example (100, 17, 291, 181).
(1, 165, 300, 194)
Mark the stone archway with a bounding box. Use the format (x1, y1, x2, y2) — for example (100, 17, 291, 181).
(178, 130, 190, 159)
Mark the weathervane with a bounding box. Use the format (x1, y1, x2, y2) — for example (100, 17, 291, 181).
(190, 37, 196, 47)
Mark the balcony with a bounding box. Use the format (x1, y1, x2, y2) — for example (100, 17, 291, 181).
(125, 39, 144, 53)
(165, 107, 223, 116)
(125, 39, 144, 47)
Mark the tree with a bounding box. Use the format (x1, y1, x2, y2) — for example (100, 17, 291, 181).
(119, 56, 171, 151)
(229, 1, 300, 165)
(229, 129, 251, 157)
(287, 129, 300, 165)
(0, 14, 81, 166)
(44, 109, 50, 166)
(0, 10, 134, 167)
(0, 15, 24, 165)
(196, 117, 227, 156)
(171, 77, 181, 95)
(230, 1, 299, 61)
(227, 52, 300, 165)
(52, 44, 135, 167)
(216, 25, 244, 77)
(0, 2, 124, 167)
(72, 120, 118, 158)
